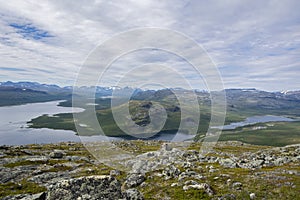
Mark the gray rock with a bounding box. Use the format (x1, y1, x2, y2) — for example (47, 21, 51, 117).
(146, 152, 155, 157)
(171, 182, 179, 187)
(183, 150, 199, 162)
(2, 192, 46, 200)
(28, 171, 70, 185)
(209, 168, 218, 173)
(161, 143, 172, 151)
(110, 169, 121, 176)
(183, 183, 214, 196)
(126, 147, 185, 173)
(123, 188, 144, 200)
(184, 180, 199, 185)
(232, 182, 242, 190)
(182, 161, 194, 169)
(162, 165, 180, 179)
(27, 156, 48, 162)
(219, 158, 237, 168)
(46, 175, 122, 200)
(31, 192, 46, 200)
(250, 159, 264, 168)
(49, 150, 64, 159)
(0, 168, 24, 183)
(218, 193, 236, 200)
(178, 170, 199, 181)
(125, 173, 145, 188)
(250, 193, 256, 199)
(274, 157, 290, 166)
(65, 156, 88, 162)
(20, 150, 34, 156)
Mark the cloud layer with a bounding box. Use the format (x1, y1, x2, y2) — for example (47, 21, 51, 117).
(0, 0, 299, 91)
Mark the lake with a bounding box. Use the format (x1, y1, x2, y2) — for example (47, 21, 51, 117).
(0, 101, 120, 145)
(0, 101, 194, 145)
(0, 101, 84, 145)
(220, 115, 294, 130)
(0, 101, 295, 145)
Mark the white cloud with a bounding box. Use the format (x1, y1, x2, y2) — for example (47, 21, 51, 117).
(0, 0, 299, 91)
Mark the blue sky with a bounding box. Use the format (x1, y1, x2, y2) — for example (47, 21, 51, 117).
(0, 0, 299, 91)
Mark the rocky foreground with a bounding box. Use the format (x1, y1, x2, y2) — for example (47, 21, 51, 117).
(0, 141, 299, 200)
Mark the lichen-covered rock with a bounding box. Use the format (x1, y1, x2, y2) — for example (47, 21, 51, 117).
(183, 182, 214, 196)
(2, 192, 46, 200)
(49, 150, 64, 159)
(219, 158, 237, 168)
(123, 188, 144, 200)
(162, 165, 180, 179)
(46, 175, 123, 200)
(125, 173, 145, 188)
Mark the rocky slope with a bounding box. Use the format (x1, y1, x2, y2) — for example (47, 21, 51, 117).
(0, 141, 299, 199)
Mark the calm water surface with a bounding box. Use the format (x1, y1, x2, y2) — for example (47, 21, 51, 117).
(220, 115, 294, 130)
(0, 101, 295, 145)
(0, 101, 193, 145)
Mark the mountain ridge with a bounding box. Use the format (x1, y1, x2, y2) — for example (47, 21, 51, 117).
(1, 81, 299, 93)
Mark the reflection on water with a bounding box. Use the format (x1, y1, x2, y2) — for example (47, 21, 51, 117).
(0, 101, 295, 145)
(0, 101, 194, 145)
(0, 101, 84, 145)
(219, 115, 294, 130)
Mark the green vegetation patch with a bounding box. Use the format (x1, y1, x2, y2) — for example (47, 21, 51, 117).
(4, 159, 66, 168)
(219, 121, 300, 146)
(0, 179, 46, 198)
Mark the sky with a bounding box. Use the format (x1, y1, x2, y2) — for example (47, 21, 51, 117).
(0, 0, 299, 91)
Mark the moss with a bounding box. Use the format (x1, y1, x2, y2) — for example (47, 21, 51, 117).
(113, 140, 162, 154)
(0, 179, 46, 198)
(42, 165, 73, 173)
(215, 145, 269, 153)
(3, 159, 66, 168)
(74, 163, 113, 177)
(140, 175, 210, 200)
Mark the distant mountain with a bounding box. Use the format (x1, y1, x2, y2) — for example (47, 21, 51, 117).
(0, 81, 113, 97)
(0, 81, 65, 93)
(224, 88, 300, 116)
(132, 88, 300, 116)
(279, 90, 300, 100)
(0, 81, 144, 106)
(1, 81, 299, 113)
(0, 81, 73, 106)
(0, 86, 66, 106)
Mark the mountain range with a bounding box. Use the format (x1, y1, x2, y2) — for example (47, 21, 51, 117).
(0, 81, 299, 112)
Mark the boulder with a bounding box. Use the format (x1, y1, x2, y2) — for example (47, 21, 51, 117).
(46, 175, 123, 200)
(183, 183, 214, 196)
(123, 188, 144, 200)
(110, 169, 121, 176)
(162, 165, 180, 179)
(161, 143, 172, 151)
(49, 150, 64, 159)
(219, 158, 237, 168)
(2, 192, 46, 200)
(250, 193, 256, 199)
(232, 182, 242, 190)
(125, 173, 146, 188)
